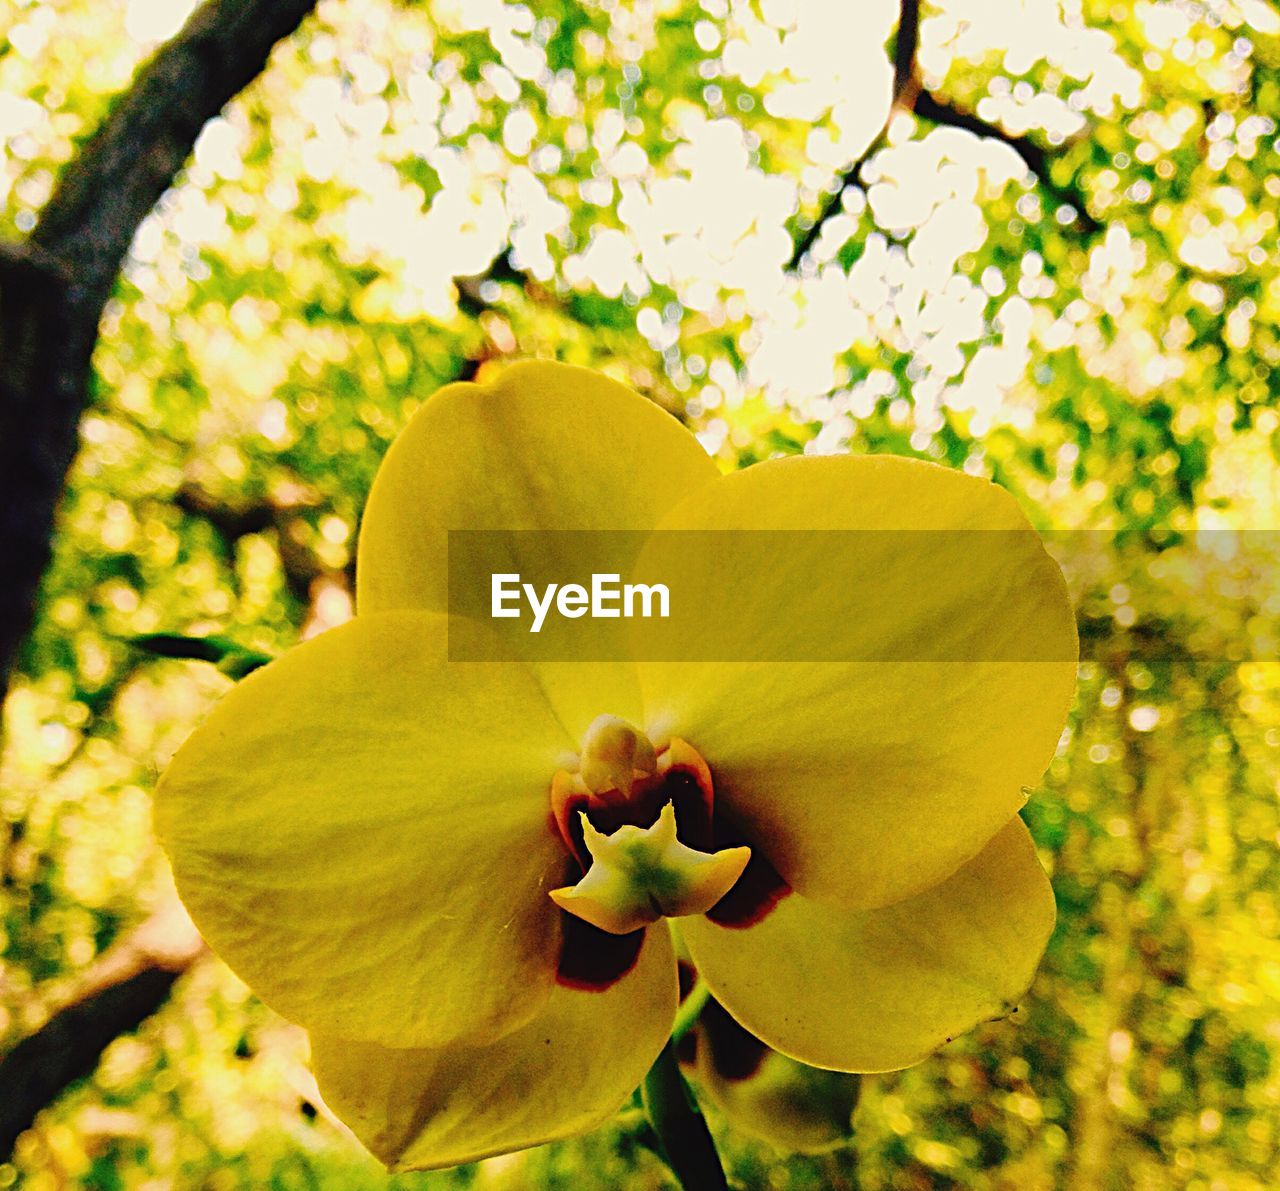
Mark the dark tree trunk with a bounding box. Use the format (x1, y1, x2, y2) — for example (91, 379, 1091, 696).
(0, 0, 319, 703)
(0, 0, 317, 1158)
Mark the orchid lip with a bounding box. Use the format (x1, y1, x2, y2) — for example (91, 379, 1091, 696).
(549, 802, 752, 934)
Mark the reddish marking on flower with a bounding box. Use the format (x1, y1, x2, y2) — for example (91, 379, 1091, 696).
(705, 841, 791, 928)
(675, 1030, 698, 1066)
(555, 906, 645, 991)
(676, 959, 699, 1000)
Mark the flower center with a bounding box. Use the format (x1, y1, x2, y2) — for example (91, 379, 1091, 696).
(548, 715, 751, 935)
(576, 714, 657, 797)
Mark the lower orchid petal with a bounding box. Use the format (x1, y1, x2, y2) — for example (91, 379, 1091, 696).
(154, 611, 578, 1049)
(309, 922, 678, 1171)
(680, 816, 1055, 1073)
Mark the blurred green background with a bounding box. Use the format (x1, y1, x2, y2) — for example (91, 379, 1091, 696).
(2, 0, 1279, 1186)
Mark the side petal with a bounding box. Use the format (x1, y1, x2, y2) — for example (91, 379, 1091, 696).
(356, 361, 718, 736)
(311, 922, 678, 1171)
(154, 612, 573, 1049)
(634, 454, 1077, 909)
(680, 816, 1055, 1074)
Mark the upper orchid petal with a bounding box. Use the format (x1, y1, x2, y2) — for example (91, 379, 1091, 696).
(355, 360, 720, 736)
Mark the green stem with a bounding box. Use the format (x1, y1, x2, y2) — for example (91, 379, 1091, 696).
(642, 1039, 728, 1191)
(670, 978, 710, 1044)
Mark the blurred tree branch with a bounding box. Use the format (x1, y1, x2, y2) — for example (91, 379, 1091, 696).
(788, 0, 1099, 268)
(0, 901, 206, 1158)
(0, 0, 319, 706)
(173, 481, 335, 604)
(910, 89, 1103, 235)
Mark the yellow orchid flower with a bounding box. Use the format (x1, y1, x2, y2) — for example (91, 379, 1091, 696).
(154, 360, 1076, 1172)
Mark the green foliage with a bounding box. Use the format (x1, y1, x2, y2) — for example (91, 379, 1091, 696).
(3, 0, 1280, 1187)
